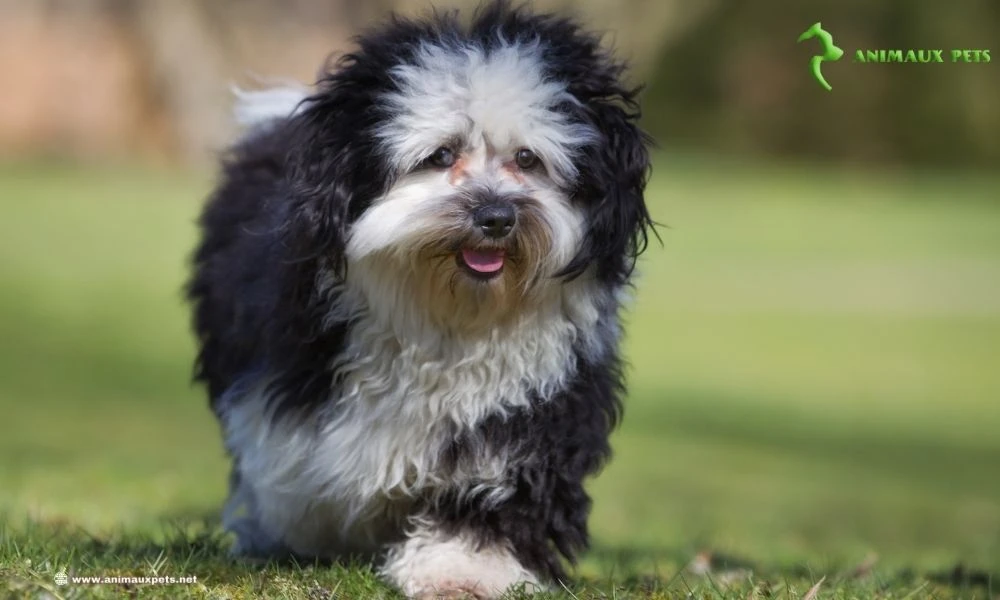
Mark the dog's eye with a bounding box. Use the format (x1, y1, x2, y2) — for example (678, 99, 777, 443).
(426, 147, 456, 168)
(514, 148, 539, 170)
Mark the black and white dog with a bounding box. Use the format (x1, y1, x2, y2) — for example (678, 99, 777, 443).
(188, 1, 653, 597)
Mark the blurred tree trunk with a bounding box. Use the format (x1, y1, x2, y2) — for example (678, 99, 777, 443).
(128, 0, 232, 163)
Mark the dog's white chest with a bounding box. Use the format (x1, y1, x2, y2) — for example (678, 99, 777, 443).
(314, 309, 580, 494)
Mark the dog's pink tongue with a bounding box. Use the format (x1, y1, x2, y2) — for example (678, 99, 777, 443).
(462, 249, 505, 273)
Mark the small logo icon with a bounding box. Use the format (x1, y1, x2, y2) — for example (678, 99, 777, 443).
(54, 570, 69, 586)
(797, 22, 844, 91)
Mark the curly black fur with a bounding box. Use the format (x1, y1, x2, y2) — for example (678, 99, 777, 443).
(432, 349, 625, 582)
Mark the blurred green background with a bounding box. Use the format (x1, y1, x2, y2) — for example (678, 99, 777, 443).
(1, 0, 997, 593)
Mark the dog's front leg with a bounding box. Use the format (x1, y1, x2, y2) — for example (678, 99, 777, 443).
(381, 521, 542, 599)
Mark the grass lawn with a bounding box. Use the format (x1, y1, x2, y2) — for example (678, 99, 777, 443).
(1, 157, 998, 599)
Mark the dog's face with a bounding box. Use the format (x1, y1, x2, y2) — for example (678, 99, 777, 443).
(285, 4, 653, 333)
(346, 43, 595, 329)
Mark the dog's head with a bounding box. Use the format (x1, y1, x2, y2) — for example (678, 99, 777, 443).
(277, 2, 653, 332)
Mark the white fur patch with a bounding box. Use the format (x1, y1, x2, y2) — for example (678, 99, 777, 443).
(382, 522, 543, 599)
(376, 41, 597, 184)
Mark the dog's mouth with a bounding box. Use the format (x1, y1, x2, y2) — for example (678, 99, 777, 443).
(457, 247, 505, 280)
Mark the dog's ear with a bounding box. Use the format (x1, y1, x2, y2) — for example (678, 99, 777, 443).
(283, 65, 386, 277)
(265, 72, 387, 385)
(559, 90, 654, 285)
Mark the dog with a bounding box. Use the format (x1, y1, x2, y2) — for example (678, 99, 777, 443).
(187, 1, 653, 597)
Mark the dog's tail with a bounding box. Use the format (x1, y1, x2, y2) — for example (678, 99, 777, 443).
(231, 83, 312, 130)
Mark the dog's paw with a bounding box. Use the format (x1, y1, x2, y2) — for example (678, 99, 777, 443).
(383, 528, 542, 599)
(406, 579, 544, 599)
(406, 579, 490, 600)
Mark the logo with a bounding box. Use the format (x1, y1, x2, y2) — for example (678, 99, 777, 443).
(797, 22, 844, 91)
(798, 22, 992, 92)
(54, 570, 69, 586)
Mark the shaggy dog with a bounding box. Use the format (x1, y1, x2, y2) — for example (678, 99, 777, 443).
(188, 2, 653, 597)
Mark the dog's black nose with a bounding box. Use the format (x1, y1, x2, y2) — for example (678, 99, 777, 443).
(473, 204, 516, 238)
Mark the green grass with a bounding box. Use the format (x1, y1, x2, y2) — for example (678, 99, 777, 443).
(1, 157, 998, 599)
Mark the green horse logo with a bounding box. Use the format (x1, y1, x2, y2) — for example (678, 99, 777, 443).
(797, 22, 844, 91)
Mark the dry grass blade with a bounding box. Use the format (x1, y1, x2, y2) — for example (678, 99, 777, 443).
(558, 578, 582, 600)
(802, 576, 826, 600)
